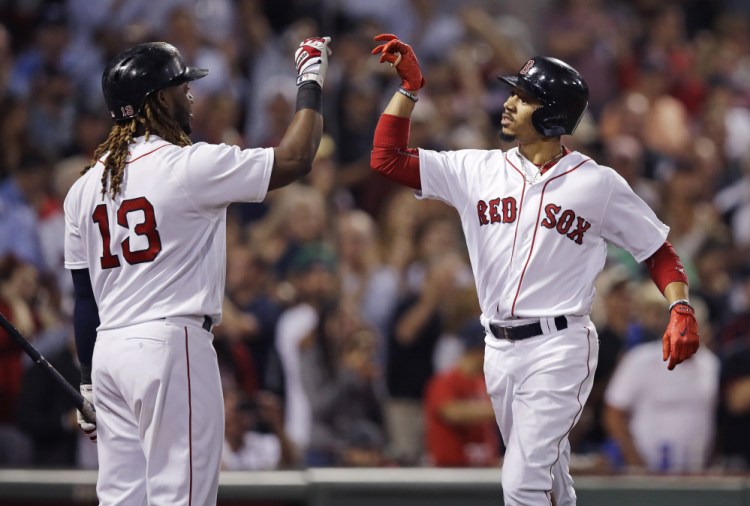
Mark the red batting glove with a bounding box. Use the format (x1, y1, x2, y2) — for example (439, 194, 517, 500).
(371, 34, 425, 91)
(662, 302, 700, 370)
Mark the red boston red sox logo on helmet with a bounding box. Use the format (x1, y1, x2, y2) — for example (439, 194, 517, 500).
(520, 59, 534, 76)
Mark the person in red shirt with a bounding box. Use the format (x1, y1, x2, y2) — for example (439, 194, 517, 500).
(424, 321, 500, 467)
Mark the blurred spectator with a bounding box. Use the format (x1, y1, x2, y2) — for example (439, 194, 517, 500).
(714, 266, 750, 471)
(37, 154, 84, 312)
(0, 97, 28, 179)
(0, 22, 12, 99)
(300, 300, 385, 466)
(26, 66, 76, 158)
(336, 209, 400, 363)
(61, 104, 109, 159)
(599, 56, 693, 168)
(222, 387, 298, 470)
(240, 15, 317, 147)
(377, 187, 422, 275)
(16, 331, 79, 467)
(0, 255, 37, 467)
(541, 0, 633, 118)
(572, 267, 633, 454)
(603, 296, 719, 473)
(424, 320, 499, 467)
(717, 346, 750, 471)
(715, 266, 750, 355)
(714, 155, 750, 262)
(691, 239, 734, 328)
(274, 242, 339, 456)
(218, 243, 283, 394)
(659, 160, 729, 271)
(8, 4, 71, 99)
(629, 4, 706, 116)
(602, 134, 661, 215)
(0, 152, 53, 272)
(161, 5, 235, 97)
(384, 250, 473, 465)
(248, 183, 331, 279)
(696, 78, 750, 183)
(404, 215, 464, 294)
(191, 91, 245, 147)
(255, 75, 298, 149)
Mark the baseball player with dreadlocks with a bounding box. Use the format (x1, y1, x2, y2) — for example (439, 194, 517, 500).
(64, 38, 331, 505)
(370, 34, 700, 505)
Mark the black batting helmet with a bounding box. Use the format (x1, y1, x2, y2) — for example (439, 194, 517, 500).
(498, 57, 588, 137)
(102, 42, 208, 122)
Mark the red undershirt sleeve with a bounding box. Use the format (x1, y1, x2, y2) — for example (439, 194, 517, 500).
(370, 114, 422, 190)
(645, 241, 689, 293)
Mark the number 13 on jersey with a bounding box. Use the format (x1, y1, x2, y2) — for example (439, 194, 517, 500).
(92, 197, 162, 269)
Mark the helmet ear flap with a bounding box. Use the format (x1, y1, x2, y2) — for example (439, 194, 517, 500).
(531, 106, 566, 137)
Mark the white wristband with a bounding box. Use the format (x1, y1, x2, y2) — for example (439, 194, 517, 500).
(668, 299, 691, 312)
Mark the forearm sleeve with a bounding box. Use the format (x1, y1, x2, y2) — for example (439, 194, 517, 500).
(645, 241, 689, 293)
(71, 269, 99, 377)
(370, 114, 421, 190)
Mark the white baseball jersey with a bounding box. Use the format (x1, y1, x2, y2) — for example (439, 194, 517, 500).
(418, 146, 668, 328)
(64, 135, 273, 330)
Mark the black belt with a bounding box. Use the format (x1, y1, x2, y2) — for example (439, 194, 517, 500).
(202, 315, 213, 332)
(489, 316, 568, 341)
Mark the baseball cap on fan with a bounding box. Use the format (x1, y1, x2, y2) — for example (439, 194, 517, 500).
(102, 42, 208, 122)
(458, 319, 487, 351)
(288, 243, 337, 275)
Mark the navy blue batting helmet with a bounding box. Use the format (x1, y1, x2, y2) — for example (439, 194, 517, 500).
(499, 57, 589, 137)
(102, 42, 208, 122)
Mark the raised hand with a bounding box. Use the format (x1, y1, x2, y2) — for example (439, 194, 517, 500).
(371, 33, 425, 91)
(295, 36, 332, 88)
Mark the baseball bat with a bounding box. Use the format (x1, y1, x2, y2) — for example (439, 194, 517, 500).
(0, 312, 96, 424)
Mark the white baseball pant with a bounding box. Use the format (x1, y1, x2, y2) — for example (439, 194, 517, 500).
(92, 317, 224, 506)
(484, 316, 598, 506)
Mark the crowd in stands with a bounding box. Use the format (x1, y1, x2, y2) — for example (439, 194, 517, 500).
(0, 0, 749, 475)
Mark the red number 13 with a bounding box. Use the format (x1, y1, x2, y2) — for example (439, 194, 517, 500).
(92, 197, 162, 269)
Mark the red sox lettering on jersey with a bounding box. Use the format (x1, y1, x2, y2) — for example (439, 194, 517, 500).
(417, 147, 669, 324)
(476, 197, 592, 245)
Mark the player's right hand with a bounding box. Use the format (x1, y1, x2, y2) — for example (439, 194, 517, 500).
(77, 384, 97, 443)
(371, 34, 425, 91)
(295, 37, 332, 88)
(662, 302, 700, 370)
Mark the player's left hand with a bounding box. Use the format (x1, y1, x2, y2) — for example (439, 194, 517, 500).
(295, 36, 332, 88)
(662, 302, 700, 370)
(77, 384, 97, 442)
(371, 34, 425, 91)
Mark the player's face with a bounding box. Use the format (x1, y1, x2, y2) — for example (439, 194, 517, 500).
(163, 82, 195, 134)
(499, 88, 543, 143)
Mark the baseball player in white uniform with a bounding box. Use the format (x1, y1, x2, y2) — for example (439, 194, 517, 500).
(64, 39, 331, 505)
(370, 34, 700, 505)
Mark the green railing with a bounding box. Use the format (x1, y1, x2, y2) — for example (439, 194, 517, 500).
(1, 468, 748, 505)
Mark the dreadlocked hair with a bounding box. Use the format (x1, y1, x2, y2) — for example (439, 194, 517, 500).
(83, 94, 193, 198)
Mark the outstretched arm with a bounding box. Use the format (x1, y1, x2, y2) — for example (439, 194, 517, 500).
(370, 34, 425, 189)
(270, 37, 331, 191)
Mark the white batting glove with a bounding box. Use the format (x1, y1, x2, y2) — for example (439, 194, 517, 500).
(77, 384, 97, 443)
(295, 36, 331, 88)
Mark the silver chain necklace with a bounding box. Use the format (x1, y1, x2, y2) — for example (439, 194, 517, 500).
(519, 148, 564, 185)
